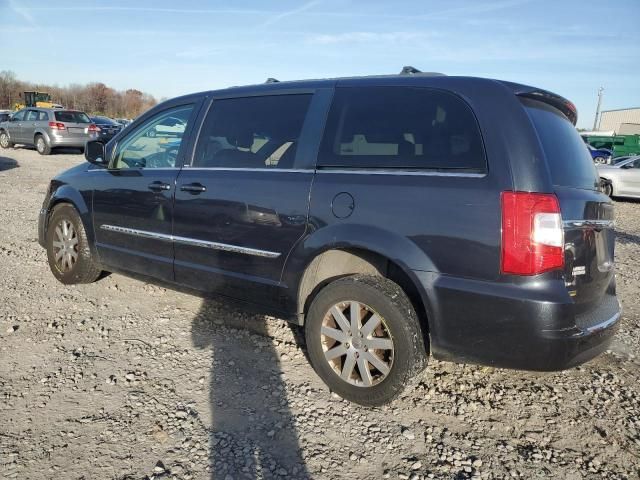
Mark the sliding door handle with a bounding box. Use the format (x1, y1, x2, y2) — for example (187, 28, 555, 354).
(180, 183, 207, 193)
(148, 181, 171, 191)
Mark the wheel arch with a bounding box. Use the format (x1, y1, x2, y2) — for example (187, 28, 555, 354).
(33, 129, 52, 147)
(45, 186, 97, 256)
(287, 225, 436, 345)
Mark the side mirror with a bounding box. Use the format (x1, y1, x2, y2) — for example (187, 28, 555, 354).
(85, 141, 107, 166)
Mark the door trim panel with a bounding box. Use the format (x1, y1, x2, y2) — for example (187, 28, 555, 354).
(100, 224, 282, 258)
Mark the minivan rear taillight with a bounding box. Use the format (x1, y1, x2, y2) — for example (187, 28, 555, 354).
(48, 122, 66, 130)
(501, 191, 564, 275)
(88, 124, 100, 132)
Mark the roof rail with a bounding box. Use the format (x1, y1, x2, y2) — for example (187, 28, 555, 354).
(265, 77, 279, 83)
(399, 66, 446, 77)
(400, 66, 421, 75)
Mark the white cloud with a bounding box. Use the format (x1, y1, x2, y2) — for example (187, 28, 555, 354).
(9, 0, 36, 26)
(261, 0, 322, 27)
(308, 31, 433, 45)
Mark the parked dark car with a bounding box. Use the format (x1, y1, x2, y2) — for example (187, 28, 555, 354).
(115, 118, 132, 128)
(37, 70, 620, 405)
(89, 116, 122, 143)
(0, 108, 98, 154)
(586, 144, 613, 164)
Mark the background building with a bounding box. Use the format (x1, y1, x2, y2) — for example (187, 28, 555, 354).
(598, 108, 640, 134)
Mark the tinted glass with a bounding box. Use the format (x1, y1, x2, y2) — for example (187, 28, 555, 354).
(54, 111, 91, 123)
(12, 111, 26, 121)
(0, 113, 8, 122)
(524, 99, 599, 190)
(318, 87, 486, 171)
(113, 104, 194, 169)
(194, 94, 312, 169)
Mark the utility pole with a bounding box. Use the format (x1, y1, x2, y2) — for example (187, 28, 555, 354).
(593, 86, 604, 131)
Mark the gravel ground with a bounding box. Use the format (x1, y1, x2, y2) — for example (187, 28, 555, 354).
(0, 147, 638, 480)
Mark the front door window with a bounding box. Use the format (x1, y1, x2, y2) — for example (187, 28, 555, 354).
(112, 105, 194, 169)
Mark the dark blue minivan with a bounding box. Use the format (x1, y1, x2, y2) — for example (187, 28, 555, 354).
(36, 70, 620, 405)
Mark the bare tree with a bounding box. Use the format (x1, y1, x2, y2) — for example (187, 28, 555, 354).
(0, 71, 157, 118)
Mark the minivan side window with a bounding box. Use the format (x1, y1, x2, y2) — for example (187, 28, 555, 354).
(193, 94, 312, 169)
(112, 104, 194, 169)
(37, 111, 49, 121)
(12, 111, 26, 121)
(318, 87, 486, 171)
(26, 110, 39, 122)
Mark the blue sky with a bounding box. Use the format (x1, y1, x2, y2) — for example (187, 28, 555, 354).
(1, 0, 639, 128)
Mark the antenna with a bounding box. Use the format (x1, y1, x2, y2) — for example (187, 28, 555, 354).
(593, 86, 604, 131)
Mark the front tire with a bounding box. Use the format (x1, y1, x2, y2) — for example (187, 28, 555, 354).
(46, 204, 102, 284)
(603, 182, 613, 197)
(0, 131, 14, 148)
(305, 275, 428, 406)
(35, 135, 51, 155)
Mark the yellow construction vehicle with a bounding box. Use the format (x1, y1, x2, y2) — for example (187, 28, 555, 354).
(13, 91, 63, 110)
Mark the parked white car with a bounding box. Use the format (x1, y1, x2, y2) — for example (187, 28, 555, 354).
(147, 116, 186, 137)
(598, 155, 640, 198)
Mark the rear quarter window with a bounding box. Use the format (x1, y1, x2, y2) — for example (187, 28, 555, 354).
(318, 87, 486, 172)
(523, 99, 599, 190)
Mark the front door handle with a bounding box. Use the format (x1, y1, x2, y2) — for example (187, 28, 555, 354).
(180, 183, 207, 193)
(148, 181, 171, 191)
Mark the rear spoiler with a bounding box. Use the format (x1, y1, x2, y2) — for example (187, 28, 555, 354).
(499, 81, 578, 126)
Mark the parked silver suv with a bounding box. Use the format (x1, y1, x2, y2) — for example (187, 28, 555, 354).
(0, 108, 98, 155)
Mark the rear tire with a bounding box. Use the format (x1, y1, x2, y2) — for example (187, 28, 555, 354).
(0, 131, 13, 148)
(603, 182, 613, 197)
(46, 204, 102, 284)
(35, 135, 51, 155)
(305, 275, 428, 406)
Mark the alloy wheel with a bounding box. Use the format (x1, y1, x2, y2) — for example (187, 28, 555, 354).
(52, 219, 78, 272)
(37, 137, 45, 153)
(321, 301, 394, 387)
(0, 133, 8, 148)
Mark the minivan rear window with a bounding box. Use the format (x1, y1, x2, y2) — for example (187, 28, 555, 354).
(54, 111, 90, 124)
(523, 99, 599, 190)
(318, 87, 486, 171)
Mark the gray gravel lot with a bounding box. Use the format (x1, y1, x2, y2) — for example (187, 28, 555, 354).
(0, 147, 639, 480)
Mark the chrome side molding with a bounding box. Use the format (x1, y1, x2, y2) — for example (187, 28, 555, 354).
(100, 224, 281, 258)
(563, 219, 615, 229)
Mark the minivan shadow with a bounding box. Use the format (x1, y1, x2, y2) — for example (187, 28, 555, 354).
(0, 156, 18, 171)
(191, 298, 310, 479)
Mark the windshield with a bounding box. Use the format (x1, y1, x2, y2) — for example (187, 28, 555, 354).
(55, 111, 91, 123)
(523, 99, 599, 190)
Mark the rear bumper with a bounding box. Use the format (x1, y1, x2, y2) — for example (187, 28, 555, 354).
(49, 133, 97, 148)
(415, 271, 621, 371)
